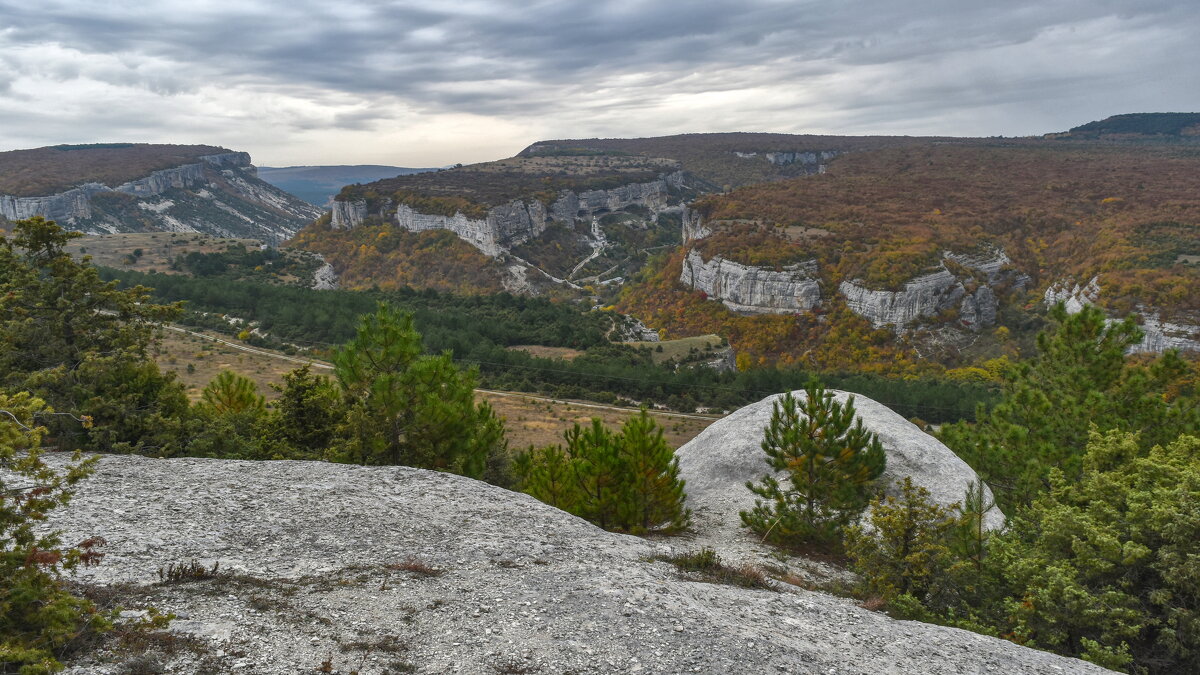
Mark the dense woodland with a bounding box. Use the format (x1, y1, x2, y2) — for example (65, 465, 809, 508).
(101, 268, 997, 422)
(0, 143, 229, 196)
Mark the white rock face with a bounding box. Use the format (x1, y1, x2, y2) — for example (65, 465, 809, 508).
(1044, 277, 1200, 353)
(46, 455, 1105, 675)
(678, 390, 1004, 541)
(681, 248, 821, 314)
(330, 198, 368, 229)
(331, 171, 683, 258)
(0, 151, 320, 241)
(840, 248, 1027, 330)
(681, 203, 711, 243)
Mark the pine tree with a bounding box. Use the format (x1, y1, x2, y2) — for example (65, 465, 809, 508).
(332, 303, 505, 478)
(199, 371, 265, 416)
(740, 380, 886, 548)
(567, 419, 625, 530)
(0, 217, 188, 453)
(616, 410, 689, 533)
(939, 302, 1200, 509)
(845, 477, 955, 601)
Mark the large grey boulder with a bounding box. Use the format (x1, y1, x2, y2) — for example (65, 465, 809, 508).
(47, 455, 1103, 674)
(677, 390, 1004, 562)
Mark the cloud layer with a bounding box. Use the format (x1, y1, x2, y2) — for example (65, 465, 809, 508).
(1, 0, 1197, 165)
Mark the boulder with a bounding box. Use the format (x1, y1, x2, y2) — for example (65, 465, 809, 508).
(677, 390, 1005, 536)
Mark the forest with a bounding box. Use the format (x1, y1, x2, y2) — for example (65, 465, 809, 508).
(101, 268, 997, 422)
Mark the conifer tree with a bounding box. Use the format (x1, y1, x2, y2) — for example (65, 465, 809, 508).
(199, 371, 265, 416)
(616, 410, 689, 533)
(332, 303, 505, 478)
(0, 217, 187, 453)
(515, 411, 690, 533)
(740, 381, 886, 548)
(939, 302, 1200, 508)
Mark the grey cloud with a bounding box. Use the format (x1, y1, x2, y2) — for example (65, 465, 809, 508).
(0, 0, 1197, 159)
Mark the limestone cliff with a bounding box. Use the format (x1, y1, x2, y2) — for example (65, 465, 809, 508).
(1044, 277, 1200, 353)
(0, 151, 321, 242)
(841, 248, 1028, 330)
(332, 170, 686, 258)
(681, 248, 821, 314)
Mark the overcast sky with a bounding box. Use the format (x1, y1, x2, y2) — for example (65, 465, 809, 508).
(1, 0, 1197, 167)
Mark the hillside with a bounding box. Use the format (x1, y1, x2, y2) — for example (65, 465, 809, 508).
(257, 164, 436, 206)
(520, 132, 956, 189)
(0, 143, 323, 241)
(1052, 112, 1200, 140)
(0, 143, 228, 196)
(292, 152, 694, 294)
(619, 140, 1200, 370)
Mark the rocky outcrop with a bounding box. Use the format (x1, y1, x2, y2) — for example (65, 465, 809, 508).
(841, 248, 1027, 330)
(681, 249, 821, 314)
(681, 203, 711, 243)
(333, 171, 685, 258)
(1044, 277, 1200, 353)
(330, 198, 368, 229)
(679, 390, 1004, 533)
(0, 151, 320, 241)
(732, 150, 840, 169)
(47, 454, 1104, 675)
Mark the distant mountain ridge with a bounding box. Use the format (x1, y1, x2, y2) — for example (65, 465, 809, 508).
(0, 143, 322, 242)
(1050, 112, 1200, 139)
(257, 164, 436, 207)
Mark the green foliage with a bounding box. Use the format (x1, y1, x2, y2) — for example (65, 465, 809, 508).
(332, 303, 505, 478)
(0, 392, 110, 674)
(845, 478, 956, 602)
(199, 371, 265, 416)
(940, 303, 1200, 509)
(989, 430, 1200, 673)
(0, 218, 188, 453)
(740, 382, 886, 548)
(259, 366, 344, 459)
(516, 411, 690, 534)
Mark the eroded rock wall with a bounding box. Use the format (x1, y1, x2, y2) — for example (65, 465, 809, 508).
(1044, 277, 1200, 353)
(681, 248, 821, 314)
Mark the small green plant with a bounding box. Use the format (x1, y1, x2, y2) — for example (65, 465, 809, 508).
(156, 560, 220, 583)
(654, 548, 773, 590)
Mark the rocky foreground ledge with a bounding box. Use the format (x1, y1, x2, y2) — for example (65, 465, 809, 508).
(49, 455, 1108, 674)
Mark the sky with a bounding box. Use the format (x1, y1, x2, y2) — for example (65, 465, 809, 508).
(0, 0, 1197, 167)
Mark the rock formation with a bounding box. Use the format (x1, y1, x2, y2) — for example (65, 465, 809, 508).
(48, 454, 1104, 675)
(1044, 277, 1200, 353)
(0, 152, 321, 241)
(840, 248, 1027, 330)
(681, 249, 821, 314)
(331, 171, 685, 259)
(678, 390, 1005, 547)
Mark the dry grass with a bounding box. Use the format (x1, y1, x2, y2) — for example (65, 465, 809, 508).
(506, 345, 585, 361)
(66, 232, 263, 274)
(623, 334, 724, 365)
(149, 326, 718, 448)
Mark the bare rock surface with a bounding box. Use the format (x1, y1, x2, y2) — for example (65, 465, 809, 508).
(675, 390, 1005, 575)
(50, 454, 1100, 674)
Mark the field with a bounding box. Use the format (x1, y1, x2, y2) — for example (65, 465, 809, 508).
(69, 232, 320, 284)
(68, 232, 263, 274)
(624, 334, 724, 364)
(151, 325, 716, 449)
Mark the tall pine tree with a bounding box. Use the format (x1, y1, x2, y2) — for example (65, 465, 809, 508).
(740, 381, 886, 548)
